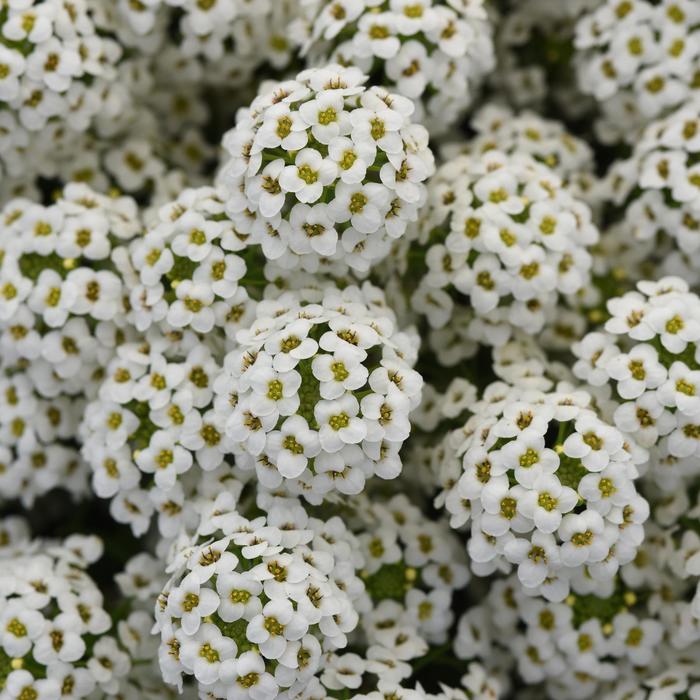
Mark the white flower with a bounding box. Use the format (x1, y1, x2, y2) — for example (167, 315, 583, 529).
(267, 415, 321, 479)
(179, 622, 237, 686)
(288, 203, 338, 257)
(215, 572, 263, 623)
(4, 670, 59, 700)
(504, 530, 560, 588)
(518, 474, 578, 533)
(220, 651, 278, 700)
(33, 612, 85, 664)
(563, 415, 623, 472)
(168, 572, 221, 636)
(316, 394, 367, 452)
(558, 510, 610, 567)
(499, 429, 559, 488)
(0, 602, 46, 657)
(219, 66, 434, 272)
(135, 430, 193, 490)
(246, 599, 308, 660)
(608, 612, 664, 666)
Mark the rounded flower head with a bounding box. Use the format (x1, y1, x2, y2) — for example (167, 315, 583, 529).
(475, 571, 665, 697)
(574, 277, 700, 494)
(127, 185, 257, 339)
(154, 497, 364, 698)
(218, 64, 435, 274)
(438, 380, 648, 600)
(301, 0, 495, 135)
(217, 283, 423, 501)
(0, 184, 141, 508)
(80, 327, 236, 537)
(449, 103, 599, 210)
(604, 100, 700, 286)
(574, 0, 700, 143)
(0, 533, 163, 700)
(409, 149, 599, 350)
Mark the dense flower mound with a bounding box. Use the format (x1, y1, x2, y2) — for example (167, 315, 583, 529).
(573, 276, 700, 492)
(0, 533, 165, 700)
(154, 493, 364, 699)
(464, 573, 666, 699)
(217, 284, 423, 500)
(574, 0, 700, 143)
(218, 64, 435, 274)
(410, 149, 598, 346)
(445, 103, 598, 208)
(0, 0, 126, 179)
(0, 185, 141, 505)
(109, 0, 301, 86)
(79, 328, 232, 537)
(127, 185, 258, 338)
(300, 0, 495, 135)
(0, 183, 140, 338)
(604, 99, 700, 285)
(438, 381, 649, 601)
(4, 1, 700, 697)
(355, 494, 470, 658)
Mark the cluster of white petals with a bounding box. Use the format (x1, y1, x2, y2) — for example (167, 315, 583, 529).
(0, 529, 168, 700)
(575, 0, 700, 143)
(438, 381, 648, 601)
(219, 64, 435, 274)
(605, 99, 700, 285)
(301, 0, 495, 134)
(0, 2, 700, 699)
(127, 185, 257, 338)
(411, 149, 598, 346)
(574, 277, 700, 493)
(155, 494, 363, 699)
(218, 284, 422, 500)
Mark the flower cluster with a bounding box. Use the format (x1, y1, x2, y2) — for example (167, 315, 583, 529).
(461, 573, 667, 699)
(218, 64, 435, 273)
(410, 149, 598, 346)
(356, 494, 470, 657)
(110, 0, 301, 87)
(0, 0, 125, 179)
(0, 531, 164, 700)
(217, 284, 423, 500)
(0, 184, 139, 336)
(575, 0, 700, 143)
(0, 184, 141, 506)
(573, 277, 700, 494)
(438, 381, 649, 601)
(154, 494, 364, 699)
(300, 0, 495, 135)
(79, 328, 232, 537)
(444, 103, 599, 209)
(127, 185, 258, 338)
(604, 99, 700, 286)
(4, 2, 700, 699)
